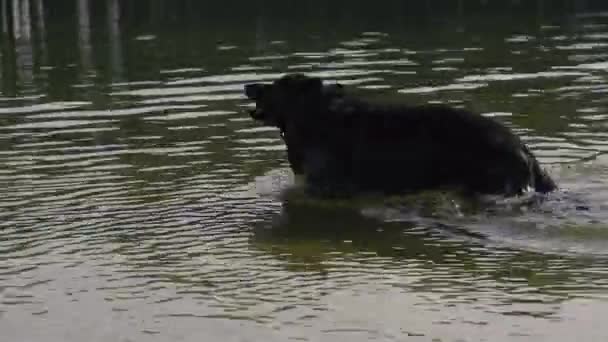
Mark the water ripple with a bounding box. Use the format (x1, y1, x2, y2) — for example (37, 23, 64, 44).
(2, 10, 608, 342)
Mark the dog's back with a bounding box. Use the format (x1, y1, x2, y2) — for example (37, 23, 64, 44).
(304, 92, 555, 196)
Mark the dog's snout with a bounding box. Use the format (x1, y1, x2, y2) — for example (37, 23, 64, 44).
(245, 83, 262, 100)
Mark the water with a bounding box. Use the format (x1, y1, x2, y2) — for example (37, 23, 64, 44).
(2, 1, 608, 341)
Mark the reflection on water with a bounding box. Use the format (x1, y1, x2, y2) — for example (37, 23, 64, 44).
(2, 1, 608, 341)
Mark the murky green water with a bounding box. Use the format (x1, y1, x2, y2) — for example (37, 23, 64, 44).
(2, 1, 608, 341)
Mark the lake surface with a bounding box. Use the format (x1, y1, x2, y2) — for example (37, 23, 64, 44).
(2, 1, 608, 341)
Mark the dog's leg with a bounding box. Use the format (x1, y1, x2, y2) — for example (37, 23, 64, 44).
(301, 147, 354, 199)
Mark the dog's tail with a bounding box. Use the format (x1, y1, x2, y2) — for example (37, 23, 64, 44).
(523, 144, 557, 193)
(532, 162, 557, 193)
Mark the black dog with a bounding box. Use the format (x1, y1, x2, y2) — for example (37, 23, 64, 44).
(244, 73, 557, 198)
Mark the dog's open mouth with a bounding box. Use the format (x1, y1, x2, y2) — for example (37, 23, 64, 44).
(249, 107, 265, 120)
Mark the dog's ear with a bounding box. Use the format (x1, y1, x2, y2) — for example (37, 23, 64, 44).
(276, 73, 324, 94)
(294, 76, 323, 93)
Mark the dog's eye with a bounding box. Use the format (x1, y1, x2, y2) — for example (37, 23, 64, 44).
(300, 77, 323, 92)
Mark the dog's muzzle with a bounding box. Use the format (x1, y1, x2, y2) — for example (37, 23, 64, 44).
(244, 83, 266, 120)
(245, 83, 262, 100)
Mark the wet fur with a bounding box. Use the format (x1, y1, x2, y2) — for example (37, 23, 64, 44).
(244, 74, 557, 198)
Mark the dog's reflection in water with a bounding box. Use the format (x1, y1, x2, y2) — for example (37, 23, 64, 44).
(249, 188, 493, 272)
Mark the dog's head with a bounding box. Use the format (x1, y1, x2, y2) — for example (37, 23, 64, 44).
(244, 73, 344, 130)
